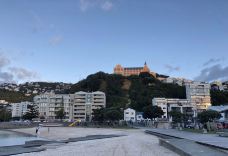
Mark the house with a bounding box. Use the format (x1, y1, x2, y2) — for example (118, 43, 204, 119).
(136, 112, 144, 122)
(124, 108, 136, 122)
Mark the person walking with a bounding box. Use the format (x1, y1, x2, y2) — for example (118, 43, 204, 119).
(35, 127, 39, 134)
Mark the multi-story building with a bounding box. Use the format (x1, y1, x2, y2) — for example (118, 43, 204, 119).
(71, 91, 106, 122)
(124, 108, 136, 122)
(34, 93, 72, 120)
(114, 62, 156, 77)
(152, 82, 211, 120)
(162, 77, 193, 86)
(152, 98, 194, 120)
(11, 101, 31, 118)
(186, 82, 211, 112)
(222, 81, 228, 92)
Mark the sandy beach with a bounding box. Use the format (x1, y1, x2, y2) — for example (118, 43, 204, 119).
(12, 127, 178, 156)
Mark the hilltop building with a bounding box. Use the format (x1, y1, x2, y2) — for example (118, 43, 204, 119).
(114, 62, 156, 77)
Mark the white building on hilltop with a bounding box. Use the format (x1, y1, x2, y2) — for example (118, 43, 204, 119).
(124, 108, 136, 122)
(11, 101, 32, 118)
(70, 91, 106, 122)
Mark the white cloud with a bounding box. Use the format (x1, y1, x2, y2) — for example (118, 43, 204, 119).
(0, 50, 40, 83)
(79, 0, 114, 12)
(203, 58, 224, 66)
(101, 1, 113, 11)
(0, 71, 14, 83)
(195, 64, 228, 82)
(80, 0, 94, 12)
(0, 52, 10, 68)
(49, 35, 63, 46)
(165, 64, 180, 72)
(9, 67, 39, 80)
(30, 11, 45, 33)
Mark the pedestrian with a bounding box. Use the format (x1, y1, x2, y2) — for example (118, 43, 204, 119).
(36, 127, 39, 134)
(48, 127, 50, 133)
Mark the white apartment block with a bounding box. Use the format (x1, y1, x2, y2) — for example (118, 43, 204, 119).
(71, 91, 106, 122)
(186, 82, 211, 112)
(152, 98, 195, 120)
(34, 93, 72, 120)
(11, 101, 31, 118)
(124, 108, 136, 122)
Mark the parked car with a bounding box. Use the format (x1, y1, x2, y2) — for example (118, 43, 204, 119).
(217, 123, 223, 129)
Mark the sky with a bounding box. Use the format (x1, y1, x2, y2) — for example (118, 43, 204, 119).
(0, 0, 228, 84)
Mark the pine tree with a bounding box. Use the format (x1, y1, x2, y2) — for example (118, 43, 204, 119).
(23, 105, 39, 120)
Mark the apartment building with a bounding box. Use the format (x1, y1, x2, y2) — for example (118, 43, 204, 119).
(186, 82, 211, 112)
(71, 91, 106, 122)
(124, 108, 136, 122)
(11, 101, 31, 118)
(152, 98, 194, 120)
(34, 93, 72, 120)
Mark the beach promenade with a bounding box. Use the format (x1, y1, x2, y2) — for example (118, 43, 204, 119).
(13, 127, 178, 156)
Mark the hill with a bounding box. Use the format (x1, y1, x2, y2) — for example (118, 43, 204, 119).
(70, 72, 186, 111)
(0, 89, 33, 103)
(1, 72, 228, 108)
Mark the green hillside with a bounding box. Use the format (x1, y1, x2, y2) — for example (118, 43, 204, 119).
(1, 72, 227, 107)
(70, 72, 186, 111)
(0, 89, 33, 103)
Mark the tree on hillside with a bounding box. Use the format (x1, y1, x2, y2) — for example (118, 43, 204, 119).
(23, 105, 39, 120)
(197, 110, 221, 124)
(0, 108, 11, 122)
(143, 105, 164, 120)
(70, 72, 187, 112)
(55, 108, 65, 120)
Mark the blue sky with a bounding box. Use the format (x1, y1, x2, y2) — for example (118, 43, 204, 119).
(0, 0, 228, 83)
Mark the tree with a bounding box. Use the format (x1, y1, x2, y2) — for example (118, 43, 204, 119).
(23, 105, 39, 120)
(104, 108, 122, 122)
(55, 108, 65, 120)
(197, 110, 221, 124)
(169, 110, 183, 124)
(143, 105, 164, 119)
(0, 108, 11, 122)
(92, 107, 105, 122)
